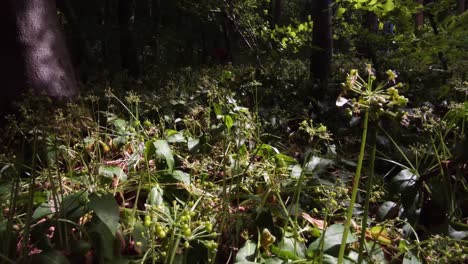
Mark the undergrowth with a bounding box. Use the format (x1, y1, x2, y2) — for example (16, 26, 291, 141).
(0, 65, 467, 264)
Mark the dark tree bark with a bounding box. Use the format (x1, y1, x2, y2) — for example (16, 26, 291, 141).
(310, 0, 333, 87)
(221, 11, 234, 63)
(119, 0, 141, 79)
(415, 0, 424, 30)
(458, 0, 466, 14)
(270, 0, 283, 26)
(1, 0, 78, 123)
(56, 0, 96, 82)
(151, 0, 161, 63)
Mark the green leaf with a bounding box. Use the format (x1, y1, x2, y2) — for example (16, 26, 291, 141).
(98, 165, 127, 181)
(307, 224, 357, 254)
(403, 252, 421, 264)
(89, 193, 120, 236)
(383, 0, 395, 12)
(235, 240, 257, 263)
(146, 140, 175, 171)
(147, 185, 164, 206)
(188, 138, 200, 152)
(336, 7, 347, 17)
(153, 140, 175, 172)
(32, 203, 53, 220)
(223, 115, 234, 130)
(377, 201, 398, 220)
(166, 130, 185, 143)
(390, 169, 417, 192)
(171, 170, 191, 185)
(272, 233, 306, 260)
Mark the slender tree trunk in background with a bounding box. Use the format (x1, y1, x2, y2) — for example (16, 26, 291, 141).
(56, 0, 95, 82)
(310, 0, 333, 89)
(271, 0, 283, 26)
(152, 0, 161, 63)
(458, 0, 466, 14)
(1, 0, 78, 123)
(119, 0, 141, 79)
(221, 11, 234, 63)
(415, 0, 424, 30)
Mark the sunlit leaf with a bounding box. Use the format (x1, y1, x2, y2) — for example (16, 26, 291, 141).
(235, 240, 257, 263)
(98, 165, 127, 181)
(336, 96, 349, 107)
(307, 224, 357, 254)
(147, 185, 164, 206)
(153, 140, 175, 172)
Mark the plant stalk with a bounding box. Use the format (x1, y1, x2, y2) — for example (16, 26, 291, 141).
(338, 110, 369, 264)
(358, 124, 376, 264)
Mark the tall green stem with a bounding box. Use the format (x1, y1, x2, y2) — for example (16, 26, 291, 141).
(338, 111, 369, 264)
(358, 124, 376, 264)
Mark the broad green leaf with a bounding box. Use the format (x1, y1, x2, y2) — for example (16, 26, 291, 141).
(403, 252, 421, 264)
(89, 193, 120, 236)
(377, 201, 398, 220)
(303, 156, 333, 174)
(153, 140, 175, 172)
(273, 233, 306, 260)
(307, 224, 357, 254)
(147, 185, 164, 206)
(171, 170, 191, 185)
(32, 203, 53, 220)
(61, 191, 88, 220)
(166, 130, 185, 143)
(235, 240, 257, 263)
(390, 169, 417, 192)
(188, 138, 200, 152)
(383, 0, 395, 12)
(98, 165, 127, 181)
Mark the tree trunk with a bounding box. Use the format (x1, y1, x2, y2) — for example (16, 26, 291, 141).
(152, 0, 161, 63)
(56, 0, 96, 82)
(310, 0, 333, 87)
(1, 0, 78, 122)
(119, 0, 141, 79)
(221, 11, 233, 63)
(458, 0, 466, 14)
(271, 0, 282, 26)
(415, 0, 424, 30)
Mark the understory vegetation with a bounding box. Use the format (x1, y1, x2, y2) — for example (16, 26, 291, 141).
(1, 0, 468, 263)
(0, 61, 467, 263)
